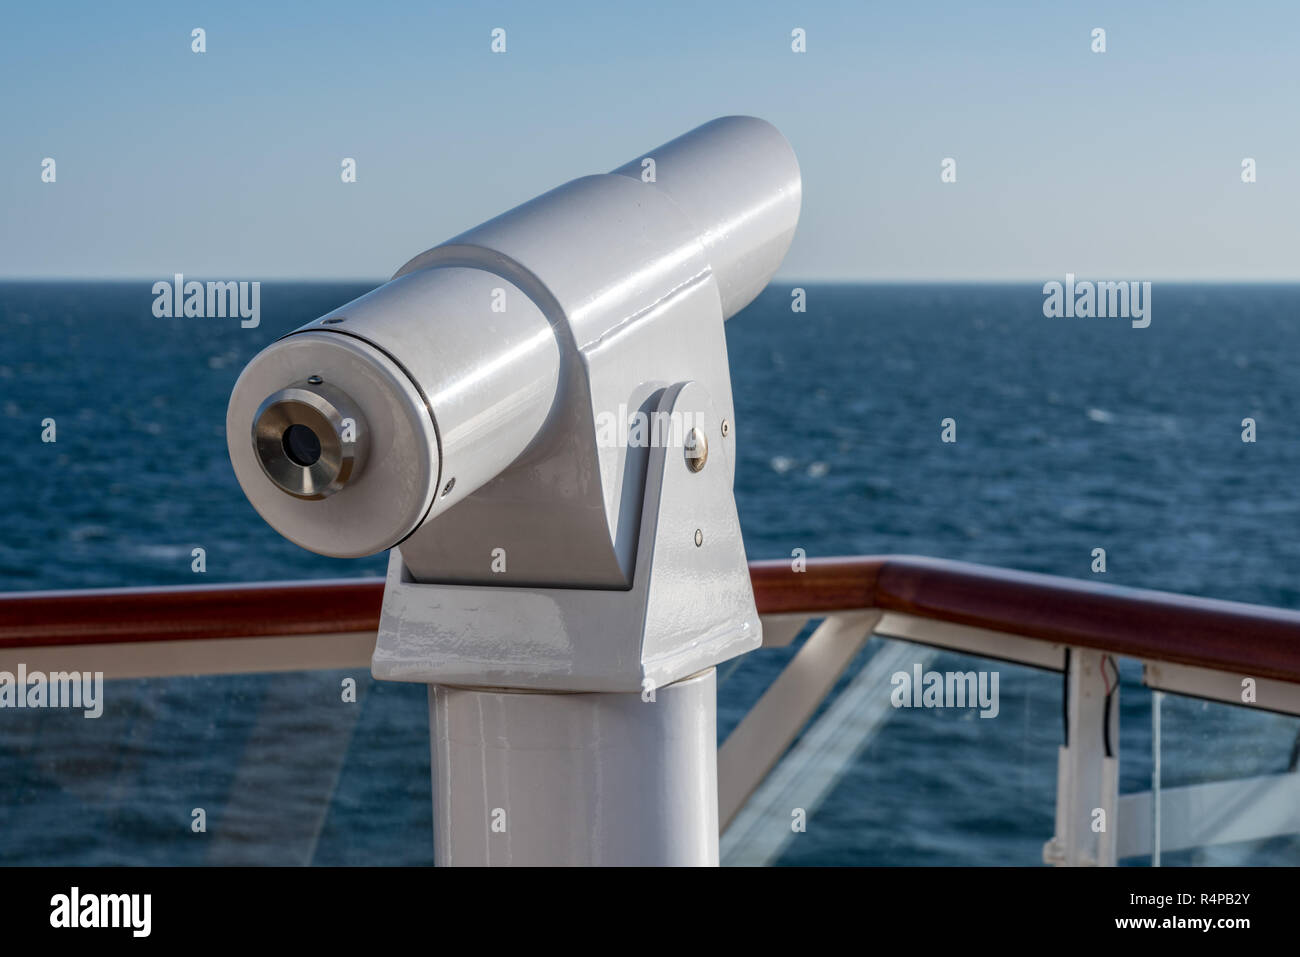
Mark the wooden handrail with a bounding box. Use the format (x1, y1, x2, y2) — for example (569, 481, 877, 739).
(0, 578, 384, 646)
(3, 556, 1300, 683)
(752, 556, 1300, 684)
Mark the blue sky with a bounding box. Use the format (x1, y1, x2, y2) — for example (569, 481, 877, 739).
(2, 0, 1297, 280)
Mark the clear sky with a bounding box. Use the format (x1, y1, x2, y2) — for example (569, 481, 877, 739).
(2, 0, 1297, 280)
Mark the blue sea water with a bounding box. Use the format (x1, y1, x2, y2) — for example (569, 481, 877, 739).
(1, 281, 1298, 865)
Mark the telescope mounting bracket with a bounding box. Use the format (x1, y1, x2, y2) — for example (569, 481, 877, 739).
(371, 379, 762, 692)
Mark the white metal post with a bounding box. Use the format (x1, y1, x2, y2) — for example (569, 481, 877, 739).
(1044, 647, 1119, 866)
(429, 669, 718, 866)
(1151, 688, 1162, 866)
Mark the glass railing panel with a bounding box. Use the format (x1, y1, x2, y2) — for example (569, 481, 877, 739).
(722, 639, 1063, 865)
(0, 670, 432, 865)
(1135, 689, 1300, 865)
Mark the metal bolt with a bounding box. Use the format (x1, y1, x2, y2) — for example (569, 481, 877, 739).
(684, 428, 708, 472)
(721, 419, 730, 437)
(307, 375, 324, 385)
(441, 478, 456, 497)
(694, 528, 703, 547)
(323, 316, 345, 324)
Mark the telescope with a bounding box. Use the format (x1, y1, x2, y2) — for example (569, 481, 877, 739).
(227, 116, 801, 865)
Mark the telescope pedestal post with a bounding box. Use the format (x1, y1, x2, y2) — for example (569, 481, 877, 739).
(428, 668, 719, 866)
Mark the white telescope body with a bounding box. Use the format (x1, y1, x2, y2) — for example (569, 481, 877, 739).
(227, 116, 801, 865)
(228, 116, 800, 585)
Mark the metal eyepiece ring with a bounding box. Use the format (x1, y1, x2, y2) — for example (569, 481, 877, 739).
(251, 380, 369, 500)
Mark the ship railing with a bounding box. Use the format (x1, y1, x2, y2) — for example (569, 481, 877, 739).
(3, 555, 1299, 866)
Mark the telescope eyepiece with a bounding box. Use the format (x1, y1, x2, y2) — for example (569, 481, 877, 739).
(251, 380, 368, 500)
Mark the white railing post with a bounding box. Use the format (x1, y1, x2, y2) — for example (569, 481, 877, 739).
(1152, 688, 1163, 866)
(1044, 647, 1119, 866)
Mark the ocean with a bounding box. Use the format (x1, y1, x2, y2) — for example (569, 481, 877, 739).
(1, 281, 1298, 865)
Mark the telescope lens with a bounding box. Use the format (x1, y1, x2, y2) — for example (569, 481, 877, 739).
(251, 382, 368, 500)
(282, 424, 322, 467)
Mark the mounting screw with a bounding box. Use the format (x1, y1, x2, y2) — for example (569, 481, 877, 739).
(307, 375, 324, 385)
(441, 478, 456, 497)
(684, 428, 708, 472)
(721, 419, 730, 437)
(694, 528, 703, 547)
(322, 316, 346, 324)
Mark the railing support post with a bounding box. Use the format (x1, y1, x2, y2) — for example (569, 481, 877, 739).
(1044, 647, 1119, 866)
